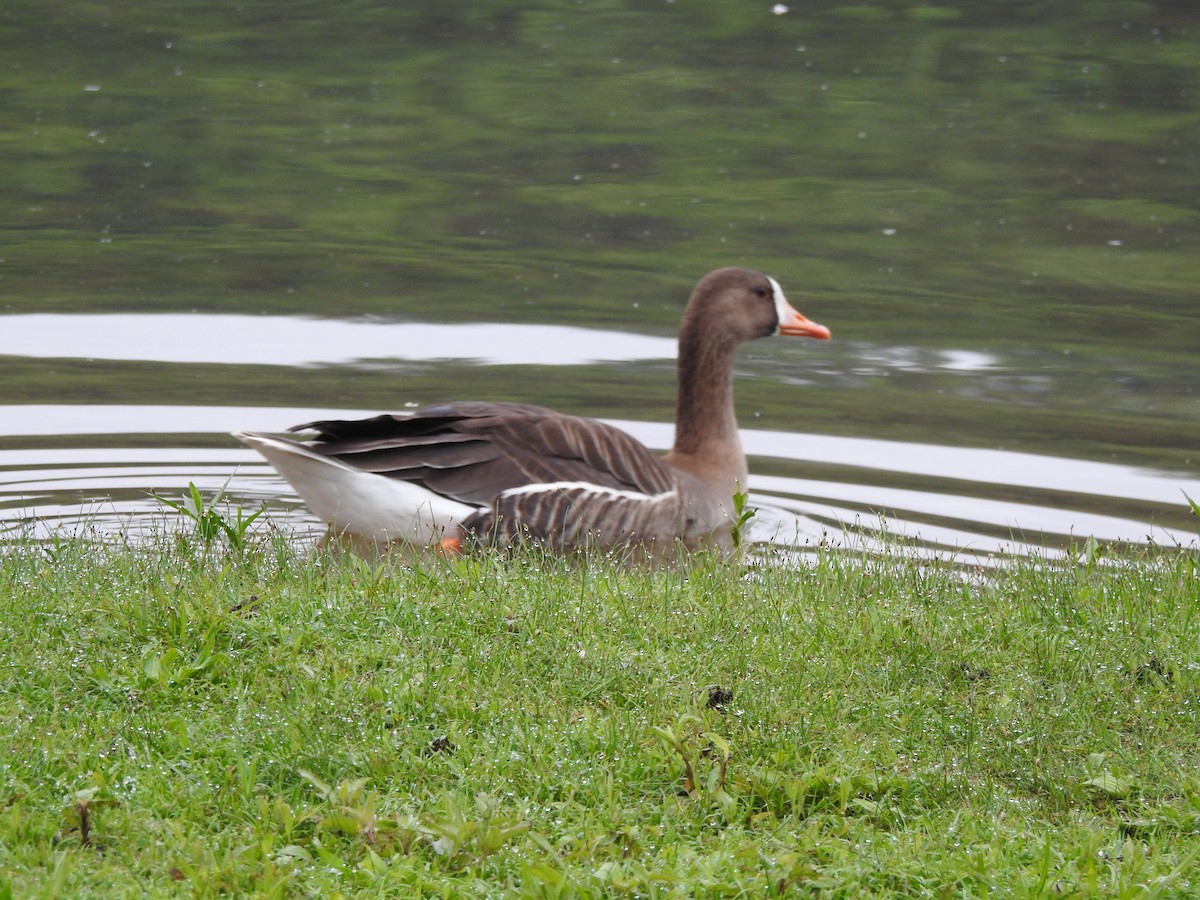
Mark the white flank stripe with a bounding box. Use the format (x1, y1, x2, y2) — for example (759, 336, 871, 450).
(499, 481, 676, 503)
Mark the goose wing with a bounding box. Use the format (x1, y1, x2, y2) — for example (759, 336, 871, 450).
(294, 401, 677, 505)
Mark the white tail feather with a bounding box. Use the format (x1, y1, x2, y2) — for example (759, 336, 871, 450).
(233, 431, 474, 544)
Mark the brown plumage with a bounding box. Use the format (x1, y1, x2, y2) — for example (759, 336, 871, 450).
(234, 267, 830, 554)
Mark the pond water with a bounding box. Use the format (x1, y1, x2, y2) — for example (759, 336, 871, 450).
(1, 3, 1198, 558)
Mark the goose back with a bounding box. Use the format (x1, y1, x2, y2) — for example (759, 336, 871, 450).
(296, 402, 676, 500)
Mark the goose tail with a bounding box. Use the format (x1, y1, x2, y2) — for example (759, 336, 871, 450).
(233, 431, 473, 545)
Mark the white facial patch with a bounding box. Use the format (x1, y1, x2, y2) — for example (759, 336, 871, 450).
(767, 276, 792, 334)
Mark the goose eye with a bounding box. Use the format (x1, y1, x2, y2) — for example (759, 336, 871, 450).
(753, 286, 770, 299)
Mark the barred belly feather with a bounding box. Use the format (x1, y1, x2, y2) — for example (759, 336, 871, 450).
(464, 482, 682, 550)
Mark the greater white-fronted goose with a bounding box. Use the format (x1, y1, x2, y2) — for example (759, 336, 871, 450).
(234, 267, 830, 555)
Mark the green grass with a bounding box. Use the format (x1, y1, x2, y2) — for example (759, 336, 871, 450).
(2, 529, 1199, 897)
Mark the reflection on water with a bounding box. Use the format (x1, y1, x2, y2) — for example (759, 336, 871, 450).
(3, 405, 1195, 557)
(1, 313, 1004, 377)
(847, 346, 999, 374)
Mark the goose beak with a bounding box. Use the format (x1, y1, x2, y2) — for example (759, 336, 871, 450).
(777, 303, 831, 340)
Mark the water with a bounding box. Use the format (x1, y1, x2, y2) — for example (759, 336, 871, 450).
(1, 3, 1198, 556)
(3, 407, 1195, 558)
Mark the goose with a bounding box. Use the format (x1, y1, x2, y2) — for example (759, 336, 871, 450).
(234, 267, 830, 556)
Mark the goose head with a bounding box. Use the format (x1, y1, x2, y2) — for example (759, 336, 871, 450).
(669, 266, 830, 475)
(680, 267, 831, 347)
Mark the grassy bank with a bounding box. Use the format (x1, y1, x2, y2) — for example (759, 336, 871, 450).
(2, 531, 1199, 897)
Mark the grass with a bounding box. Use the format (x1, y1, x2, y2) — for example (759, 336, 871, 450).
(1, 524, 1199, 897)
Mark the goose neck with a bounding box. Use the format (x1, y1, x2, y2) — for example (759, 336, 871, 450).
(671, 330, 740, 459)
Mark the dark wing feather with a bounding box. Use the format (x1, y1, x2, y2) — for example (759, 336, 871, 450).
(292, 402, 676, 505)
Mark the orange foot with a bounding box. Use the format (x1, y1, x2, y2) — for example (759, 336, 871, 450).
(436, 536, 463, 556)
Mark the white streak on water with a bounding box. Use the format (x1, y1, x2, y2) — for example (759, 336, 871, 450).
(0, 313, 996, 373)
(0, 314, 677, 367)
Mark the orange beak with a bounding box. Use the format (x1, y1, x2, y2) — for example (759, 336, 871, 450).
(777, 302, 831, 340)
